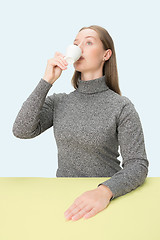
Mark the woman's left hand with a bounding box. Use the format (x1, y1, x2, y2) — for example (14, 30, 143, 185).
(64, 186, 112, 221)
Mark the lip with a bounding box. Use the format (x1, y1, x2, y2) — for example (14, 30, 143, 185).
(77, 57, 84, 61)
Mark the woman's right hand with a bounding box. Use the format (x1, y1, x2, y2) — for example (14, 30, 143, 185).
(42, 52, 68, 85)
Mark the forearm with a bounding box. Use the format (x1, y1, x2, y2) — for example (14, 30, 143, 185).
(12, 78, 52, 139)
(98, 159, 149, 200)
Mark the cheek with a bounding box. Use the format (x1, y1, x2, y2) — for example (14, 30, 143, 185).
(88, 48, 102, 62)
(89, 48, 98, 57)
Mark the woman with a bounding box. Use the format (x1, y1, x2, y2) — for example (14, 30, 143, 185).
(12, 25, 149, 221)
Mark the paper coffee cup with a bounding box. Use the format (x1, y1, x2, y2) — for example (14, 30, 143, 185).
(64, 44, 82, 64)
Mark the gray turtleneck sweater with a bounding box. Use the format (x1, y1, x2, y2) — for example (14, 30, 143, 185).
(12, 75, 149, 201)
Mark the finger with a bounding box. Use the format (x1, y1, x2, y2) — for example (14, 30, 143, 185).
(59, 56, 68, 65)
(54, 60, 66, 70)
(64, 201, 82, 217)
(65, 202, 87, 220)
(71, 205, 92, 221)
(55, 52, 67, 64)
(64, 199, 84, 218)
(64, 197, 82, 216)
(54, 51, 64, 57)
(64, 202, 78, 217)
(58, 58, 67, 68)
(83, 207, 97, 219)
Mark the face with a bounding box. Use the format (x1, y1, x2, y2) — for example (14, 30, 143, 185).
(73, 29, 110, 75)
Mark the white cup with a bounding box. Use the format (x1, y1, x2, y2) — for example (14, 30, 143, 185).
(64, 44, 82, 64)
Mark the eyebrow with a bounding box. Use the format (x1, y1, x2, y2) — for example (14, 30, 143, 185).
(74, 36, 96, 42)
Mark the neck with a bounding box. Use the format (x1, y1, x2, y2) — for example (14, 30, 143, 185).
(81, 71, 104, 81)
(76, 75, 109, 94)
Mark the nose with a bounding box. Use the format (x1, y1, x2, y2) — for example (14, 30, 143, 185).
(77, 42, 84, 54)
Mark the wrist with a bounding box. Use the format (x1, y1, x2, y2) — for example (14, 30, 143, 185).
(98, 185, 113, 200)
(42, 78, 53, 85)
(42, 76, 55, 85)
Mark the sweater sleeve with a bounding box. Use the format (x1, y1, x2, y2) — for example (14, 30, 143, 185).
(97, 97, 149, 201)
(12, 78, 62, 139)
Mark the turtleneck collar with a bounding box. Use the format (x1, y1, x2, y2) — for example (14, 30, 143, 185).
(76, 75, 109, 94)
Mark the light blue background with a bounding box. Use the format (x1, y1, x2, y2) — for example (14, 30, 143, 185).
(0, 0, 159, 177)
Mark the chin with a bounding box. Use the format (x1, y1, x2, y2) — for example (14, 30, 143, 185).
(73, 63, 86, 72)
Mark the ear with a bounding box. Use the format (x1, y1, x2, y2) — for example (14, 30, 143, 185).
(103, 49, 112, 61)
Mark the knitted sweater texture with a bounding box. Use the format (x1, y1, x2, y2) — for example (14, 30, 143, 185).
(12, 75, 149, 200)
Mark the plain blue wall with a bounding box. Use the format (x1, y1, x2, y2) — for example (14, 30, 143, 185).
(0, 0, 159, 177)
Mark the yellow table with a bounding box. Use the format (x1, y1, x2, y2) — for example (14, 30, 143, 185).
(0, 177, 159, 240)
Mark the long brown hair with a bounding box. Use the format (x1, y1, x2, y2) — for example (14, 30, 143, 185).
(71, 25, 122, 96)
